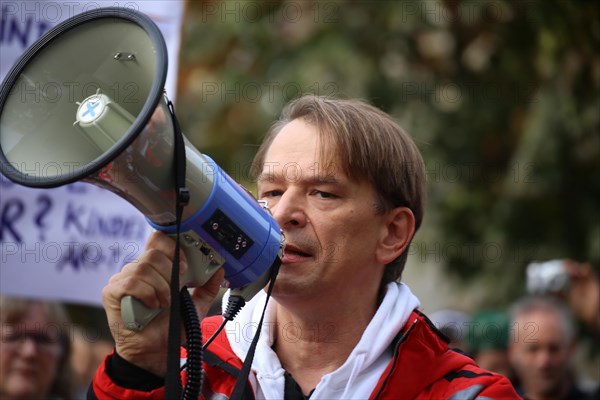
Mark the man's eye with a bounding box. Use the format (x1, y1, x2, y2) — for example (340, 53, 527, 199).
(314, 191, 336, 199)
(261, 190, 282, 198)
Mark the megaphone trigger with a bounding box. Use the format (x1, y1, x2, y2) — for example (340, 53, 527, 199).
(178, 231, 225, 287)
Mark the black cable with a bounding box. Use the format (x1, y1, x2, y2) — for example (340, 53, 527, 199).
(203, 295, 246, 350)
(180, 290, 247, 376)
(180, 288, 203, 400)
(223, 294, 247, 321)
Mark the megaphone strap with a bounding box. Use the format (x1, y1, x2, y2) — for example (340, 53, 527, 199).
(229, 258, 281, 400)
(164, 97, 191, 400)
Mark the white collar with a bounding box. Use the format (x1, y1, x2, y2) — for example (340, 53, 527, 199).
(223, 282, 420, 399)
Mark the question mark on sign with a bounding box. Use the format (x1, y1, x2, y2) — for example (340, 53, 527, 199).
(35, 195, 53, 242)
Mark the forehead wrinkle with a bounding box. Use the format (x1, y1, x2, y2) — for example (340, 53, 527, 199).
(257, 166, 345, 185)
(256, 171, 279, 183)
(256, 172, 343, 185)
(257, 119, 348, 185)
(306, 174, 342, 185)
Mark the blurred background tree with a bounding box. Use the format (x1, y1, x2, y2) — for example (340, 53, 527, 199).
(176, 0, 599, 309)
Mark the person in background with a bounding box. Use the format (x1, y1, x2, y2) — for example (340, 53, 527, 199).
(560, 260, 600, 335)
(508, 296, 595, 400)
(0, 295, 76, 400)
(467, 310, 513, 381)
(70, 326, 114, 399)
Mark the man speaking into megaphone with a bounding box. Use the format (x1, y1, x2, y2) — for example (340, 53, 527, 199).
(0, 7, 519, 400)
(89, 95, 519, 400)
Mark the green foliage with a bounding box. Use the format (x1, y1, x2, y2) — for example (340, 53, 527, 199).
(177, 0, 599, 305)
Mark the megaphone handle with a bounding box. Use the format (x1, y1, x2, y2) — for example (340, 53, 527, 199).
(121, 295, 163, 331)
(119, 230, 223, 331)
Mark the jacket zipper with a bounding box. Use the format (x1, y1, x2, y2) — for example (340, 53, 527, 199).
(371, 317, 419, 400)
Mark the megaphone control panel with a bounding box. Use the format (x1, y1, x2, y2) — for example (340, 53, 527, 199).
(202, 209, 254, 259)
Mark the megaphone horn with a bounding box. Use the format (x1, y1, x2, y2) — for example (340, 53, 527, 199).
(0, 7, 284, 330)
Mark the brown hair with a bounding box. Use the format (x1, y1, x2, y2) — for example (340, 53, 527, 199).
(0, 295, 76, 400)
(252, 95, 426, 283)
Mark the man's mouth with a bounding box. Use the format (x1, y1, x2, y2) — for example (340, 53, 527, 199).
(282, 244, 312, 262)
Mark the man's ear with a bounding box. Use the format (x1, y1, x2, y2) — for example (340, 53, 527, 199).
(375, 207, 415, 265)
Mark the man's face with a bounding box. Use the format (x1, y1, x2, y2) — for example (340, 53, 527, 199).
(509, 309, 574, 397)
(257, 119, 391, 304)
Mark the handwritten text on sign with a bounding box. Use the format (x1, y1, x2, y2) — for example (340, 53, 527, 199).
(0, 177, 152, 305)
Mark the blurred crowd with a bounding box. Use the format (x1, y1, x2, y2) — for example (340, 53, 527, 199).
(430, 260, 600, 400)
(1, 259, 598, 400)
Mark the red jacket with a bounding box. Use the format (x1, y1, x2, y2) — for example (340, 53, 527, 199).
(90, 311, 521, 399)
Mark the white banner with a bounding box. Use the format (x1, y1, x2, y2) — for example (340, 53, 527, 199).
(0, 1, 185, 305)
(0, 178, 153, 305)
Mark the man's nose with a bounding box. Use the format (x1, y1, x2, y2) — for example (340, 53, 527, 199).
(272, 190, 307, 228)
(534, 349, 553, 368)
